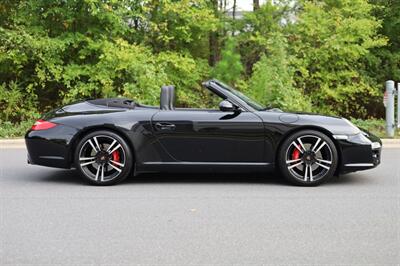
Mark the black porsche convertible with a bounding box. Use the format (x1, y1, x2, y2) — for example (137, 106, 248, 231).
(25, 79, 382, 186)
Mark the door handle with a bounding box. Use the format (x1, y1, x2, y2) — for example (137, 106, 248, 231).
(155, 122, 176, 130)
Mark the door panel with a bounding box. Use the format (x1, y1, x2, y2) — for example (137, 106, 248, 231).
(151, 110, 265, 162)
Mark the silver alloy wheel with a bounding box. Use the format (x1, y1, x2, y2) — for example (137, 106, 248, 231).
(285, 135, 333, 182)
(78, 135, 126, 182)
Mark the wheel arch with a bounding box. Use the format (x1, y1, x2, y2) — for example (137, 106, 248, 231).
(274, 125, 342, 173)
(68, 126, 137, 165)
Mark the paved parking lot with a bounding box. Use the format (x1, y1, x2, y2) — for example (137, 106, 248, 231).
(0, 147, 399, 265)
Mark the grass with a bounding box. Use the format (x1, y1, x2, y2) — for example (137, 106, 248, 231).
(351, 118, 399, 138)
(0, 118, 399, 139)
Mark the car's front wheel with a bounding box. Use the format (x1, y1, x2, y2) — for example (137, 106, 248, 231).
(74, 130, 133, 185)
(278, 130, 338, 186)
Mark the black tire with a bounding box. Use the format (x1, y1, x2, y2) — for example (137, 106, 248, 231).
(74, 130, 133, 185)
(277, 130, 338, 186)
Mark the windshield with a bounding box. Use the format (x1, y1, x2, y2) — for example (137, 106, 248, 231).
(213, 80, 265, 111)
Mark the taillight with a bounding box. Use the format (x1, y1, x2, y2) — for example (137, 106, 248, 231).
(31, 119, 57, 131)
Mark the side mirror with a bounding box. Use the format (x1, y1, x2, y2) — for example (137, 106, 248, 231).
(219, 100, 238, 112)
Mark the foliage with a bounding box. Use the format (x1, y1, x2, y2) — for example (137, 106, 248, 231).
(61, 40, 165, 105)
(59, 40, 210, 108)
(287, 0, 387, 118)
(137, 0, 218, 55)
(235, 1, 291, 74)
(366, 0, 400, 92)
(0, 0, 398, 137)
(213, 38, 243, 86)
(0, 0, 213, 115)
(0, 120, 36, 138)
(351, 118, 400, 138)
(0, 82, 39, 122)
(248, 33, 311, 112)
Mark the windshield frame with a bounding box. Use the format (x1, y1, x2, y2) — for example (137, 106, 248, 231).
(211, 80, 265, 111)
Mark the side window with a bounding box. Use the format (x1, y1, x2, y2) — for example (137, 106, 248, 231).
(175, 88, 223, 110)
(201, 89, 223, 109)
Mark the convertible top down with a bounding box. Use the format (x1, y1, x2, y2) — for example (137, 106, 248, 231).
(26, 79, 382, 186)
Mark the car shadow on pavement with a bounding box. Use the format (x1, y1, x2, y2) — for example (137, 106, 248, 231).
(37, 169, 287, 186)
(37, 169, 87, 185)
(36, 169, 372, 187)
(327, 173, 374, 186)
(127, 173, 371, 186)
(125, 172, 286, 186)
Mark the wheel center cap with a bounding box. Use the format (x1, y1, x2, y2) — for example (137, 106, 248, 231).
(96, 151, 109, 164)
(303, 151, 316, 164)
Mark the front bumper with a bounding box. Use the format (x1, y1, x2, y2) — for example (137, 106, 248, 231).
(334, 132, 382, 174)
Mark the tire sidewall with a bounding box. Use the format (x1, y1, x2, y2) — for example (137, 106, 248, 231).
(278, 130, 338, 186)
(74, 130, 133, 185)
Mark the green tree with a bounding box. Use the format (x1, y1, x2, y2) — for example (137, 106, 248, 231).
(248, 33, 311, 112)
(136, 0, 218, 57)
(287, 0, 387, 118)
(0, 0, 215, 116)
(235, 0, 293, 74)
(213, 38, 243, 86)
(367, 0, 400, 83)
(0, 0, 396, 133)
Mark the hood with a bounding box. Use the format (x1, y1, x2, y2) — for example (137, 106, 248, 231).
(298, 113, 360, 135)
(260, 109, 361, 136)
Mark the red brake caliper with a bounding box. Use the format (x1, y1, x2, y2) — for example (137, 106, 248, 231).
(292, 148, 300, 160)
(112, 151, 120, 165)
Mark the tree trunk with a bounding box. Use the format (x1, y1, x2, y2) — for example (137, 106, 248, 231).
(253, 0, 260, 11)
(209, 0, 219, 66)
(232, 0, 237, 36)
(232, 0, 237, 19)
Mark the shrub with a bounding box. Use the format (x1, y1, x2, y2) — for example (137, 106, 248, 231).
(0, 82, 39, 123)
(288, 0, 387, 118)
(0, 120, 36, 138)
(213, 38, 244, 87)
(247, 33, 311, 112)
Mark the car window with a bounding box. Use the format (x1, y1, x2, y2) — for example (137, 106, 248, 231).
(201, 89, 222, 109)
(214, 80, 265, 111)
(175, 87, 222, 110)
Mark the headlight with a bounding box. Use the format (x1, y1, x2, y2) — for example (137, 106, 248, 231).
(371, 142, 381, 149)
(332, 135, 349, 140)
(334, 132, 381, 150)
(347, 132, 372, 144)
(334, 132, 376, 145)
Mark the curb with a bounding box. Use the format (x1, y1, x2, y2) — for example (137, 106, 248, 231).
(381, 139, 400, 148)
(1, 138, 400, 149)
(0, 139, 25, 144)
(381, 139, 400, 144)
(0, 139, 26, 149)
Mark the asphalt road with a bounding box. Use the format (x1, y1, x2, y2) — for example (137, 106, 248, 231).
(0, 147, 399, 266)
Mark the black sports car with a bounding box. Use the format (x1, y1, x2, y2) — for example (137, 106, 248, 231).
(25, 79, 382, 186)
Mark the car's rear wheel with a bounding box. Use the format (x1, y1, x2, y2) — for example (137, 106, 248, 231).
(74, 130, 133, 185)
(278, 130, 338, 186)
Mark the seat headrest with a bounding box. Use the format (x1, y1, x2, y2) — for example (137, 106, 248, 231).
(168, 85, 175, 110)
(160, 85, 175, 110)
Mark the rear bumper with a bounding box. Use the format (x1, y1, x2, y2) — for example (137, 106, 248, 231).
(25, 124, 79, 169)
(337, 132, 381, 174)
